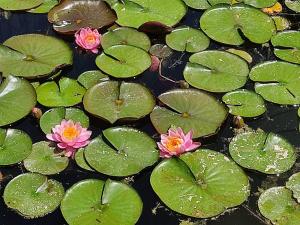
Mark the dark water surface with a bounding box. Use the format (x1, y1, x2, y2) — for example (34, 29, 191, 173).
(0, 2, 300, 225)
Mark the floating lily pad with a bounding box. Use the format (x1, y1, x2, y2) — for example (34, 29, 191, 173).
(183, 51, 249, 92)
(105, 0, 187, 29)
(286, 172, 300, 203)
(229, 130, 296, 174)
(0, 0, 43, 10)
(182, 0, 210, 9)
(77, 70, 109, 90)
(24, 141, 69, 175)
(226, 48, 253, 63)
(222, 89, 266, 117)
(3, 173, 64, 218)
(272, 16, 290, 31)
(36, 77, 86, 107)
(85, 127, 158, 177)
(285, 0, 300, 12)
(102, 27, 151, 51)
(74, 148, 94, 171)
(0, 76, 36, 126)
(28, 0, 58, 13)
(150, 89, 227, 138)
(96, 45, 151, 78)
(149, 44, 173, 59)
(0, 34, 72, 78)
(83, 81, 155, 124)
(166, 26, 210, 53)
(60, 179, 142, 225)
(0, 128, 32, 166)
(151, 149, 250, 218)
(40, 107, 89, 134)
(200, 4, 276, 45)
(48, 0, 117, 33)
(250, 61, 300, 105)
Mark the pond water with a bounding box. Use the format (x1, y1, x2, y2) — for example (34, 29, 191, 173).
(0, 1, 300, 225)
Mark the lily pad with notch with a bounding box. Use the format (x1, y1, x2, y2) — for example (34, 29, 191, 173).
(0, 0, 43, 10)
(28, 0, 59, 13)
(74, 148, 94, 171)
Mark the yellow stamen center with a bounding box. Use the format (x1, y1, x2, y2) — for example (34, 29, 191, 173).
(165, 137, 183, 152)
(85, 35, 96, 44)
(62, 126, 79, 140)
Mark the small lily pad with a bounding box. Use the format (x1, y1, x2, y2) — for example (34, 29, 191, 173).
(0, 0, 43, 10)
(77, 70, 109, 90)
(0, 128, 32, 166)
(74, 148, 94, 171)
(222, 89, 266, 117)
(85, 127, 158, 177)
(229, 130, 296, 174)
(226, 48, 253, 63)
(24, 141, 69, 175)
(95, 45, 151, 78)
(150, 149, 250, 218)
(285, 0, 300, 12)
(83, 81, 155, 124)
(286, 172, 300, 203)
(3, 173, 65, 218)
(60, 179, 142, 225)
(272, 16, 290, 31)
(149, 44, 173, 59)
(182, 0, 210, 9)
(28, 0, 58, 13)
(150, 89, 228, 138)
(36, 77, 86, 107)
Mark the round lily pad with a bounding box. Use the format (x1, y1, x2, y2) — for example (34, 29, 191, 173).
(85, 127, 158, 177)
(83, 81, 155, 124)
(106, 0, 187, 29)
(150, 149, 250, 218)
(40, 107, 89, 134)
(36, 77, 86, 107)
(77, 70, 109, 90)
(0, 128, 32, 166)
(272, 16, 290, 31)
(24, 141, 69, 175)
(229, 130, 296, 174)
(0, 76, 36, 126)
(286, 172, 300, 203)
(250, 61, 300, 105)
(200, 4, 276, 45)
(150, 89, 228, 138)
(0, 0, 43, 10)
(3, 173, 65, 218)
(60, 179, 142, 225)
(285, 0, 300, 12)
(183, 50, 249, 92)
(166, 26, 210, 53)
(28, 0, 58, 13)
(222, 89, 266, 117)
(102, 27, 151, 51)
(95, 45, 151, 78)
(0, 34, 72, 78)
(74, 148, 94, 171)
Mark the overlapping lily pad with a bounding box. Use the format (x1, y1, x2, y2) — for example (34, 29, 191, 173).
(3, 173, 64, 218)
(272, 16, 290, 31)
(200, 4, 276, 45)
(83, 81, 155, 124)
(77, 70, 109, 89)
(85, 127, 158, 177)
(0, 0, 43, 10)
(285, 0, 300, 12)
(36, 77, 86, 107)
(250, 61, 300, 105)
(28, 0, 58, 13)
(60, 179, 142, 225)
(74, 148, 94, 171)
(229, 130, 296, 174)
(286, 172, 300, 203)
(226, 48, 253, 63)
(183, 51, 249, 92)
(150, 89, 228, 138)
(151, 149, 250, 218)
(0, 128, 32, 166)
(0, 34, 72, 78)
(0, 76, 36, 126)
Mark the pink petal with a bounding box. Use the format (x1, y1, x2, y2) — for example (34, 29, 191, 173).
(46, 134, 56, 141)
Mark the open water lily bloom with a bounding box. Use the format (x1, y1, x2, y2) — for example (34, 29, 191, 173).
(157, 127, 201, 158)
(75, 27, 101, 53)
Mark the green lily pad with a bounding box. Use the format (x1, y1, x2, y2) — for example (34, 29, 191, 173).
(3, 173, 65, 218)
(250, 61, 300, 105)
(0, 76, 36, 126)
(229, 130, 296, 174)
(77, 70, 109, 90)
(0, 128, 32, 166)
(166, 26, 210, 53)
(150, 89, 228, 138)
(222, 89, 266, 117)
(150, 149, 250, 218)
(24, 141, 69, 175)
(271, 31, 300, 64)
(200, 4, 276, 45)
(182, 0, 210, 9)
(285, 0, 300, 12)
(272, 16, 290, 31)
(28, 0, 58, 13)
(95, 45, 151, 78)
(286, 172, 300, 203)
(226, 48, 253, 63)
(105, 0, 187, 29)
(74, 148, 94, 171)
(0, 0, 43, 10)
(0, 34, 72, 78)
(83, 81, 155, 124)
(85, 127, 158, 177)
(60, 179, 142, 225)
(40, 107, 89, 134)
(183, 50, 249, 92)
(102, 27, 151, 51)
(36, 77, 86, 107)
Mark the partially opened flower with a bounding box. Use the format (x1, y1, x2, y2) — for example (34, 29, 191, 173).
(46, 120, 92, 158)
(157, 127, 201, 158)
(75, 27, 101, 53)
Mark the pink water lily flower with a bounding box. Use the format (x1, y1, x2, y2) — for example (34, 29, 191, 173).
(75, 27, 101, 53)
(157, 127, 201, 158)
(46, 120, 92, 158)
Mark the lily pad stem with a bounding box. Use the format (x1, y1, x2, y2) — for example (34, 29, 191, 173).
(158, 59, 180, 84)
